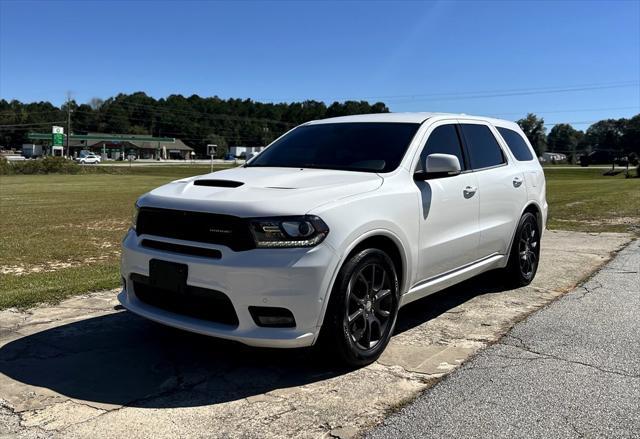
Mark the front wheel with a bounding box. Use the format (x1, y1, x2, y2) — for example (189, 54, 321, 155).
(502, 212, 541, 288)
(319, 248, 400, 367)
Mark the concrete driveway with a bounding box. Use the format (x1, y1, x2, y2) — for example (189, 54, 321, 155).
(0, 231, 631, 439)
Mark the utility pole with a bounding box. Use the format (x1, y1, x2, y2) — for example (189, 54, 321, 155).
(65, 92, 72, 157)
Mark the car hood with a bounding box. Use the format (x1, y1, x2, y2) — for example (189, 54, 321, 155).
(138, 166, 383, 217)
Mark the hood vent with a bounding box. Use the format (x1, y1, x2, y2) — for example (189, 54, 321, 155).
(193, 179, 244, 188)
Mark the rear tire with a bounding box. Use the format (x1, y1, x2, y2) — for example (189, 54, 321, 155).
(501, 212, 541, 288)
(318, 248, 400, 367)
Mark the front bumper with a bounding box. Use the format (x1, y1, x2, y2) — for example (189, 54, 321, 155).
(119, 229, 339, 348)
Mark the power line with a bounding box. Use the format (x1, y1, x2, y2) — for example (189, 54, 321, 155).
(68, 109, 286, 140)
(491, 105, 639, 117)
(84, 80, 640, 119)
(383, 82, 640, 104)
(544, 120, 598, 126)
(100, 101, 295, 126)
(4, 79, 638, 121)
(0, 121, 65, 129)
(0, 110, 65, 117)
(252, 80, 639, 103)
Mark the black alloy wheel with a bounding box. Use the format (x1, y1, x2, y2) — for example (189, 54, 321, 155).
(345, 262, 395, 350)
(503, 212, 541, 287)
(518, 217, 539, 280)
(320, 248, 400, 367)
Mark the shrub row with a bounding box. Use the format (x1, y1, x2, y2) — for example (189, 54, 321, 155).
(0, 156, 85, 175)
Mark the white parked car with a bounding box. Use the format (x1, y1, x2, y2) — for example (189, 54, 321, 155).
(119, 113, 547, 366)
(77, 154, 101, 164)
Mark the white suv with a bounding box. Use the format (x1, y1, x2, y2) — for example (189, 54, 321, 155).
(119, 113, 547, 366)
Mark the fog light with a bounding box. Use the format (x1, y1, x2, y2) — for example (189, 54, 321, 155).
(249, 306, 296, 328)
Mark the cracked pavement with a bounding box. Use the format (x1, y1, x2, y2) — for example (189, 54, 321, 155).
(367, 238, 640, 439)
(0, 230, 633, 439)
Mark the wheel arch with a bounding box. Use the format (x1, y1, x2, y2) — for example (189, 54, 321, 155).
(521, 201, 543, 235)
(505, 201, 544, 258)
(344, 234, 407, 295)
(314, 229, 410, 337)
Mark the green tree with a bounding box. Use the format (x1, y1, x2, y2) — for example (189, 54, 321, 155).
(620, 114, 640, 157)
(547, 123, 584, 163)
(583, 119, 626, 154)
(103, 105, 130, 133)
(516, 113, 546, 156)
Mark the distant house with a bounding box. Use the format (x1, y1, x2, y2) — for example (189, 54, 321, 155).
(540, 152, 567, 163)
(68, 133, 194, 160)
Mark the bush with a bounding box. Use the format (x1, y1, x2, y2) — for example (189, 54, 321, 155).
(0, 157, 82, 175)
(0, 156, 11, 175)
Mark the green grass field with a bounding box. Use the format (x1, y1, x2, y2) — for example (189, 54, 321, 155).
(1, 166, 638, 310)
(544, 168, 639, 233)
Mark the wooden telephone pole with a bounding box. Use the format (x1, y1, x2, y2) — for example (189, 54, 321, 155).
(65, 92, 72, 157)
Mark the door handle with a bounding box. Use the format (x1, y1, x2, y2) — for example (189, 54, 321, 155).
(463, 186, 477, 198)
(513, 176, 523, 188)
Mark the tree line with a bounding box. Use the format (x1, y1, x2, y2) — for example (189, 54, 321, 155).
(0, 92, 637, 161)
(0, 93, 388, 157)
(516, 113, 640, 163)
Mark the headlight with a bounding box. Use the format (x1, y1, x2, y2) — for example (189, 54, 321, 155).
(131, 203, 140, 230)
(249, 215, 329, 248)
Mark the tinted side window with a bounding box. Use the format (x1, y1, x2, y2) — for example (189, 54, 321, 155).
(418, 124, 465, 171)
(460, 124, 505, 170)
(497, 127, 534, 161)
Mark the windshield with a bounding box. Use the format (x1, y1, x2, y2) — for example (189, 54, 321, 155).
(247, 122, 420, 173)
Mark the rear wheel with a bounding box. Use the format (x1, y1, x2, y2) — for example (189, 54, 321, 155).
(502, 212, 541, 287)
(319, 248, 400, 367)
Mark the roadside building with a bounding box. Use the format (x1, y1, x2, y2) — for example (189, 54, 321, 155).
(67, 133, 194, 160)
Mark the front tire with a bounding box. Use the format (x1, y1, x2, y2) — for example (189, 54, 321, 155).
(319, 248, 400, 367)
(502, 212, 541, 288)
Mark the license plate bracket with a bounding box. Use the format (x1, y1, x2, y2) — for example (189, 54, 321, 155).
(149, 259, 188, 293)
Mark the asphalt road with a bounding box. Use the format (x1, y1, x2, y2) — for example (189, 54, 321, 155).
(368, 240, 640, 439)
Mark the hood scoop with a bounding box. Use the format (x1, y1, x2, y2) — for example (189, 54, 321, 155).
(193, 179, 244, 188)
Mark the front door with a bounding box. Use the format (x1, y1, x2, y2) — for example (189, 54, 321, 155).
(414, 122, 480, 281)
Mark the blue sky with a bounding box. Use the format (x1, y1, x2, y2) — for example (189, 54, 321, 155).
(1, 0, 638, 130)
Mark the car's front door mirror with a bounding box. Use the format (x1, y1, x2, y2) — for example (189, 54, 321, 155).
(414, 153, 462, 180)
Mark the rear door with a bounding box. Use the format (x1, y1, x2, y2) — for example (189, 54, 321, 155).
(414, 121, 480, 281)
(459, 121, 527, 258)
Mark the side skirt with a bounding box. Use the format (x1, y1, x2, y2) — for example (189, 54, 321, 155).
(400, 253, 505, 307)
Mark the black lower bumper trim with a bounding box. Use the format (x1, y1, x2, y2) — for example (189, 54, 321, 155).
(131, 273, 238, 327)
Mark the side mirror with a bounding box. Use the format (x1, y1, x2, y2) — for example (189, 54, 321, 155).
(414, 153, 461, 180)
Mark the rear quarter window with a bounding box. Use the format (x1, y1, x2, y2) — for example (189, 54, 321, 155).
(497, 127, 534, 161)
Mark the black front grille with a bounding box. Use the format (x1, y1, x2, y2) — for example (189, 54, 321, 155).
(136, 207, 255, 251)
(131, 273, 239, 327)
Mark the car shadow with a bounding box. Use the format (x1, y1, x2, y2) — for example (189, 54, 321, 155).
(395, 270, 509, 334)
(0, 272, 511, 409)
